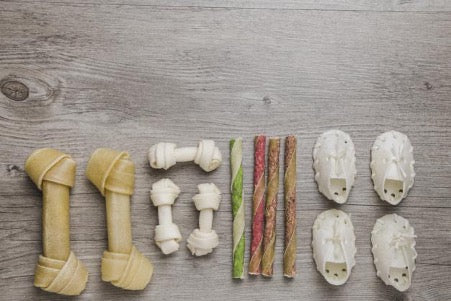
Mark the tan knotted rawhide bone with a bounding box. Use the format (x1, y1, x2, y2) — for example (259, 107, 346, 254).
(86, 148, 153, 290)
(25, 148, 88, 296)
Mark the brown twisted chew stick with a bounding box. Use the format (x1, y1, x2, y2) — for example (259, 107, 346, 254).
(262, 138, 280, 277)
(249, 135, 266, 275)
(25, 148, 88, 296)
(283, 136, 297, 278)
(86, 148, 153, 290)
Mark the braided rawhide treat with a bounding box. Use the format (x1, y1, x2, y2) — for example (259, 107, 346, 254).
(86, 148, 153, 290)
(150, 179, 182, 255)
(187, 183, 221, 256)
(148, 140, 222, 172)
(230, 138, 245, 279)
(25, 148, 88, 296)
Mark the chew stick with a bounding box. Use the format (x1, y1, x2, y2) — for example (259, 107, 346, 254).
(283, 136, 297, 278)
(249, 135, 266, 275)
(25, 148, 88, 296)
(262, 138, 280, 277)
(230, 138, 245, 279)
(86, 148, 153, 290)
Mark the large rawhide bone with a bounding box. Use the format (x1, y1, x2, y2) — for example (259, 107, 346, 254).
(187, 183, 221, 256)
(148, 140, 222, 172)
(25, 148, 88, 296)
(150, 179, 182, 255)
(86, 148, 153, 290)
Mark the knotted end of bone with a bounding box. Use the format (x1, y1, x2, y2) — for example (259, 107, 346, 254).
(150, 178, 180, 206)
(25, 148, 76, 190)
(86, 148, 135, 196)
(101, 245, 153, 290)
(148, 142, 177, 170)
(34, 251, 88, 296)
(193, 183, 221, 210)
(187, 229, 219, 256)
(154, 223, 182, 254)
(194, 140, 222, 172)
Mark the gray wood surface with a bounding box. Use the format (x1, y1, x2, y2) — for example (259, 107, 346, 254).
(1, 1, 450, 300)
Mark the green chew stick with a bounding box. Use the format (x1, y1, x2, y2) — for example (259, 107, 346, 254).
(230, 138, 245, 279)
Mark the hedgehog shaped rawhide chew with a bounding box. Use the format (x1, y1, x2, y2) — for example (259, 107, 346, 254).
(312, 209, 356, 285)
(313, 130, 357, 204)
(371, 214, 417, 292)
(371, 131, 415, 205)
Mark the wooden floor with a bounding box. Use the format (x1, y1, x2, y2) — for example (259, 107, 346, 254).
(1, 1, 451, 300)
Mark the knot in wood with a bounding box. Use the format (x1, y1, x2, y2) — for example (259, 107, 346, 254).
(1, 80, 29, 101)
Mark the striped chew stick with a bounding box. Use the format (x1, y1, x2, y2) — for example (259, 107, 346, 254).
(283, 135, 297, 278)
(249, 135, 266, 275)
(230, 138, 245, 279)
(262, 138, 280, 277)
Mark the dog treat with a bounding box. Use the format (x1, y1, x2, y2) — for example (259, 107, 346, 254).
(371, 131, 415, 205)
(313, 130, 356, 204)
(150, 179, 182, 255)
(283, 135, 297, 278)
(312, 209, 356, 286)
(25, 148, 88, 296)
(371, 214, 417, 292)
(148, 140, 222, 172)
(187, 183, 221, 256)
(262, 138, 280, 277)
(249, 135, 266, 275)
(86, 148, 153, 290)
(230, 138, 245, 279)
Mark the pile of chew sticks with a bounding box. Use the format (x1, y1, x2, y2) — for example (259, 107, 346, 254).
(230, 135, 297, 279)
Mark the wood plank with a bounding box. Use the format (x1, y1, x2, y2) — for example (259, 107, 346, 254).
(0, 2, 450, 300)
(2, 0, 451, 12)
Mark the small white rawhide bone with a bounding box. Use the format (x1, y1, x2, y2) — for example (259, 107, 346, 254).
(148, 140, 222, 172)
(150, 179, 182, 255)
(187, 183, 221, 256)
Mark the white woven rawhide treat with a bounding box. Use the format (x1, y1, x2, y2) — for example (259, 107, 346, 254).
(371, 131, 415, 205)
(371, 214, 416, 292)
(313, 130, 356, 204)
(187, 183, 221, 256)
(150, 179, 182, 255)
(312, 209, 356, 285)
(148, 140, 222, 172)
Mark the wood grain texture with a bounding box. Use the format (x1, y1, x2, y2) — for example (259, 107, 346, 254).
(0, 1, 450, 300)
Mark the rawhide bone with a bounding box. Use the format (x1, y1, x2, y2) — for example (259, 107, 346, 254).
(187, 183, 221, 256)
(150, 179, 182, 255)
(148, 140, 222, 172)
(25, 148, 88, 296)
(86, 148, 153, 290)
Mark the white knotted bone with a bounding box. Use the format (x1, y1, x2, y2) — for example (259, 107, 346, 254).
(312, 209, 356, 286)
(313, 130, 356, 204)
(371, 131, 415, 205)
(148, 140, 222, 172)
(371, 214, 417, 292)
(150, 179, 182, 255)
(187, 183, 221, 256)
